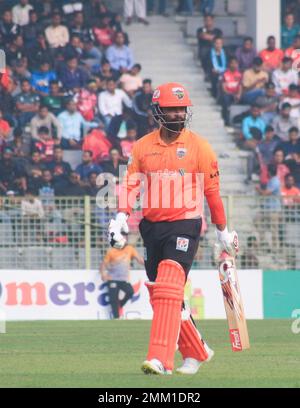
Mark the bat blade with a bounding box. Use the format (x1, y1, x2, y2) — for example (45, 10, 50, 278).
(218, 252, 250, 351)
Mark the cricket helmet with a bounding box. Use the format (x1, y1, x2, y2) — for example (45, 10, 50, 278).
(151, 82, 193, 132)
(152, 82, 192, 107)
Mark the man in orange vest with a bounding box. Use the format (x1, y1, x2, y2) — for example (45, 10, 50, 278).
(108, 82, 238, 375)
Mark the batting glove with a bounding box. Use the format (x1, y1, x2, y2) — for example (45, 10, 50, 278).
(214, 227, 239, 260)
(108, 212, 129, 249)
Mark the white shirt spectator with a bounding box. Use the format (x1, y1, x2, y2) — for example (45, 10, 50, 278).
(21, 198, 45, 218)
(45, 24, 70, 48)
(281, 97, 300, 120)
(272, 68, 298, 95)
(12, 2, 33, 26)
(98, 89, 132, 117)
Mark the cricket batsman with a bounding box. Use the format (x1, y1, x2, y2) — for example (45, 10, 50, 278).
(108, 82, 238, 375)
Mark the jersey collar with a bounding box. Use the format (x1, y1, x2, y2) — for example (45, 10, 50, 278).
(154, 128, 187, 146)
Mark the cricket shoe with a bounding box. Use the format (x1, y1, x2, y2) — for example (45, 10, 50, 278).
(141, 359, 172, 375)
(176, 346, 214, 375)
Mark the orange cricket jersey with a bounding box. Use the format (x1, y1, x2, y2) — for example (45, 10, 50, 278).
(118, 128, 226, 224)
(104, 245, 139, 280)
(104, 245, 139, 264)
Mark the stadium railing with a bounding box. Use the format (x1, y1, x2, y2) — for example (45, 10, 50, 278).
(0, 195, 299, 270)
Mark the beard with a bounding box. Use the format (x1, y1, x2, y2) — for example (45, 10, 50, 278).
(165, 119, 185, 133)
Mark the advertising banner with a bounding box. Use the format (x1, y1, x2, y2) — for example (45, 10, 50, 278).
(0, 269, 263, 320)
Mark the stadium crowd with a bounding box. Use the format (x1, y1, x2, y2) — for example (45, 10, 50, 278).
(0, 0, 159, 204)
(196, 5, 300, 207)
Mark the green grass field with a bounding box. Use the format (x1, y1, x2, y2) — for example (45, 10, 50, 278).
(0, 320, 299, 388)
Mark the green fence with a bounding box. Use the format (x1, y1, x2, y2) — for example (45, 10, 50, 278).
(0, 195, 299, 270)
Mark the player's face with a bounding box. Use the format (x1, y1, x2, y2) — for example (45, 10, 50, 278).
(162, 106, 186, 121)
(161, 106, 187, 133)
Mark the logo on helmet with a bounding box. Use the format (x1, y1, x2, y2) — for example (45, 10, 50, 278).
(172, 87, 185, 100)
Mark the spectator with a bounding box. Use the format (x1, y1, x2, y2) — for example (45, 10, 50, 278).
(119, 63, 143, 96)
(58, 99, 98, 149)
(200, 0, 215, 15)
(42, 80, 66, 115)
(63, 34, 84, 60)
(281, 12, 300, 50)
(55, 171, 86, 196)
(272, 57, 298, 95)
(220, 56, 242, 125)
(271, 102, 298, 141)
(98, 59, 118, 81)
(82, 127, 112, 163)
(257, 125, 281, 167)
(46, 146, 72, 186)
(240, 236, 259, 269)
(75, 150, 103, 183)
(5, 34, 26, 66)
(241, 57, 268, 104)
(11, 59, 31, 94)
(23, 150, 46, 179)
(68, 11, 91, 41)
(284, 34, 300, 66)
(235, 37, 257, 72)
(81, 38, 103, 71)
(14, 78, 40, 127)
(31, 126, 58, 163)
(37, 169, 55, 197)
(209, 36, 226, 98)
(255, 82, 281, 125)
(271, 148, 291, 188)
(281, 84, 300, 122)
(147, 0, 169, 16)
(242, 104, 266, 149)
(197, 14, 223, 75)
(98, 77, 133, 129)
(0, 108, 11, 151)
(86, 171, 101, 196)
(61, 1, 83, 16)
(281, 174, 300, 206)
(124, 0, 149, 25)
(259, 36, 284, 73)
(285, 152, 300, 188)
(93, 14, 115, 48)
(255, 164, 281, 249)
(27, 32, 49, 71)
(30, 105, 62, 141)
(132, 78, 153, 137)
(45, 12, 70, 49)
(105, 31, 134, 74)
(101, 147, 127, 182)
(0, 147, 25, 196)
(30, 60, 57, 97)
(0, 9, 20, 43)
(58, 56, 89, 92)
(244, 127, 264, 183)
(22, 9, 42, 49)
(12, 0, 33, 27)
(120, 123, 137, 159)
(7, 127, 29, 159)
(74, 79, 98, 121)
(279, 126, 300, 158)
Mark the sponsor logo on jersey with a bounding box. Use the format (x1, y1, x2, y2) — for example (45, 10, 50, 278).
(176, 147, 187, 159)
(176, 237, 189, 252)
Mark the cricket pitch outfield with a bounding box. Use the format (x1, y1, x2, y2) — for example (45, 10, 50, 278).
(0, 320, 299, 388)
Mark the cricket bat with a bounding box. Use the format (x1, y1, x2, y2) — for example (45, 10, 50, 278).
(217, 251, 250, 352)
